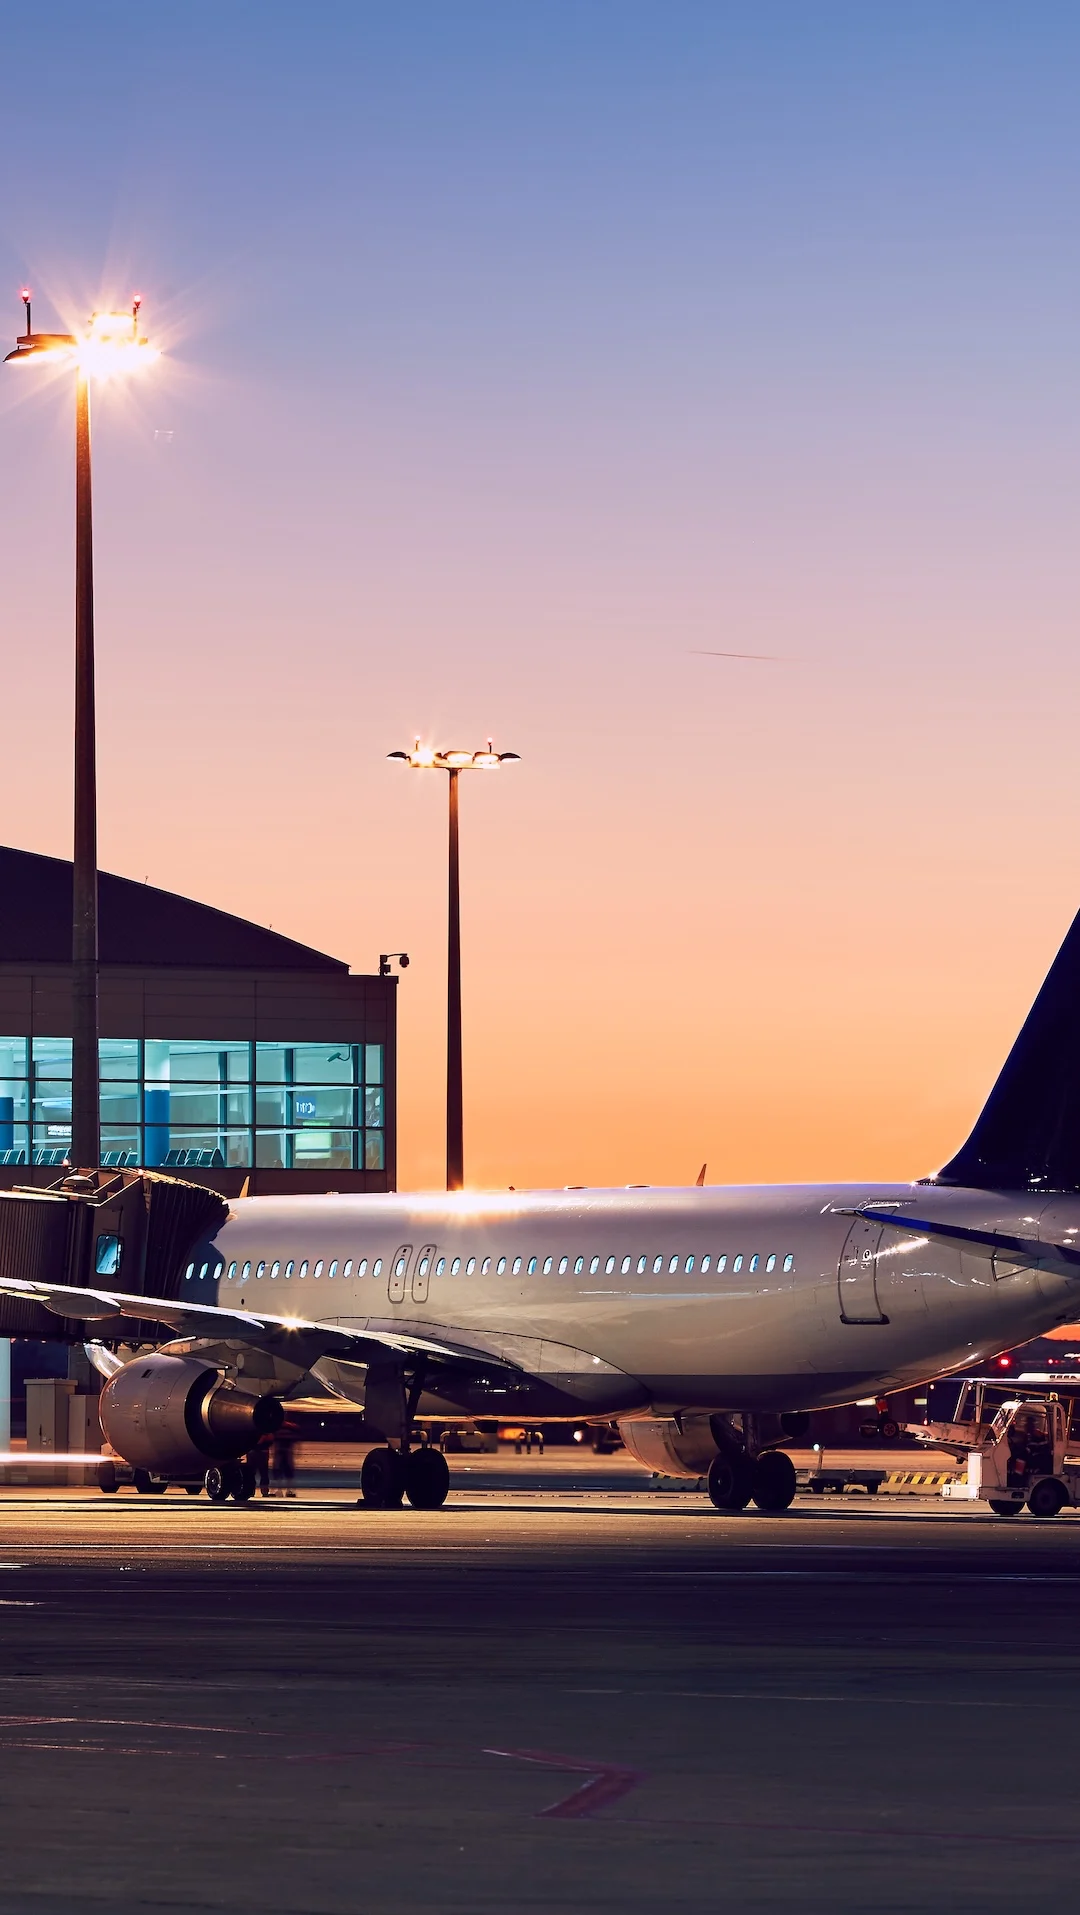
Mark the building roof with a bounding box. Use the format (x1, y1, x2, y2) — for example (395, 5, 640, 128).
(0, 847, 348, 973)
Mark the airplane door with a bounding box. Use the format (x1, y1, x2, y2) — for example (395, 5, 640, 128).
(388, 1244, 413, 1304)
(838, 1218, 889, 1324)
(412, 1244, 436, 1305)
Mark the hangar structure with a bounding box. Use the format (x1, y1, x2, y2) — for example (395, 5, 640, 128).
(0, 847, 396, 1197)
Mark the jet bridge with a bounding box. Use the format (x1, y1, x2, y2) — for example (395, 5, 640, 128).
(0, 1169, 228, 1339)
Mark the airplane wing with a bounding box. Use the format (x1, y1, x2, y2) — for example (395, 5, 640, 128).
(0, 1273, 493, 1367)
(854, 1209, 1080, 1276)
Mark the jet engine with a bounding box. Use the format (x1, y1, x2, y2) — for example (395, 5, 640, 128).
(618, 1409, 811, 1479)
(617, 1415, 720, 1478)
(99, 1353, 283, 1477)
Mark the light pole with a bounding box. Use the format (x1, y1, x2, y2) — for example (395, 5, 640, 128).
(6, 293, 157, 1171)
(388, 742, 519, 1191)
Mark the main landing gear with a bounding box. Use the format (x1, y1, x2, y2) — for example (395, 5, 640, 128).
(360, 1445, 450, 1511)
(707, 1448, 797, 1513)
(204, 1462, 257, 1504)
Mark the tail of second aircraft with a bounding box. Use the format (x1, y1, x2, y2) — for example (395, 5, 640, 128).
(936, 906, 1080, 1193)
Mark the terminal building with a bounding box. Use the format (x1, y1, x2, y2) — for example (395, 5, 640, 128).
(0, 846, 396, 1197)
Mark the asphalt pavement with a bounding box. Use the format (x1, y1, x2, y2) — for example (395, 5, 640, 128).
(0, 1473, 1075, 1913)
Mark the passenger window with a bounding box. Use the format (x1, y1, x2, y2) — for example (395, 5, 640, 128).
(783, 1254, 795, 1272)
(227, 1261, 237, 1280)
(653, 1255, 663, 1274)
(621, 1256, 631, 1274)
(417, 1257, 428, 1276)
(358, 1259, 367, 1276)
(668, 1255, 678, 1274)
(482, 1257, 491, 1275)
(717, 1255, 727, 1272)
(343, 1260, 352, 1279)
(589, 1256, 600, 1274)
(605, 1256, 616, 1274)
(750, 1254, 759, 1272)
(285, 1260, 294, 1279)
(637, 1255, 647, 1273)
(436, 1257, 445, 1275)
(270, 1261, 280, 1279)
(394, 1256, 406, 1277)
(576, 1257, 586, 1275)
(373, 1258, 383, 1277)
(685, 1255, 694, 1273)
(528, 1257, 537, 1274)
(497, 1257, 506, 1274)
(543, 1256, 553, 1274)
(298, 1260, 307, 1278)
(451, 1257, 461, 1274)
(512, 1257, 521, 1274)
(242, 1261, 251, 1281)
(256, 1261, 266, 1279)
(733, 1255, 743, 1272)
(766, 1254, 776, 1272)
(466, 1257, 476, 1275)
(314, 1260, 324, 1278)
(185, 1262, 194, 1280)
(701, 1255, 711, 1273)
(214, 1261, 223, 1280)
(559, 1256, 569, 1274)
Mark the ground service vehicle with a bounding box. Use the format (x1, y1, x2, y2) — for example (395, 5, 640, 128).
(914, 1388, 1080, 1517)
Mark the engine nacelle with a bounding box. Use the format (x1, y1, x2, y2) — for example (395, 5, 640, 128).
(617, 1415, 720, 1478)
(618, 1409, 808, 1478)
(99, 1353, 282, 1476)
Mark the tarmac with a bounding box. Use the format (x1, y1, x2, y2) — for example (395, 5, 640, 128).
(0, 1453, 1076, 1914)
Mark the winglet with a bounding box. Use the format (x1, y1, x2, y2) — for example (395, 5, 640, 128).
(695, 1163, 707, 1188)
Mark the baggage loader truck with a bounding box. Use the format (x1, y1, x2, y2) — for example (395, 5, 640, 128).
(911, 1388, 1080, 1518)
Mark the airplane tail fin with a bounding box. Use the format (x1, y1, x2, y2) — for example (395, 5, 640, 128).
(937, 906, 1080, 1192)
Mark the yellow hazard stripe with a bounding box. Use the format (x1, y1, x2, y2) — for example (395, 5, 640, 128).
(883, 1470, 958, 1490)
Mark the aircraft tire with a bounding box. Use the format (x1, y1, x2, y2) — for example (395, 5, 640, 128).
(988, 1499, 1021, 1517)
(751, 1450, 797, 1512)
(1027, 1479, 1066, 1519)
(359, 1446, 407, 1509)
(233, 1464, 257, 1503)
(707, 1452, 754, 1511)
(405, 1447, 450, 1510)
(134, 1469, 167, 1495)
(184, 1485, 203, 1496)
(98, 1461, 119, 1494)
(204, 1464, 238, 1504)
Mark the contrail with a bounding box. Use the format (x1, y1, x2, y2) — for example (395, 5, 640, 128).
(688, 649, 783, 661)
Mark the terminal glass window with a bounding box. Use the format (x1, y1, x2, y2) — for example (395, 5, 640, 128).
(0, 1038, 385, 1171)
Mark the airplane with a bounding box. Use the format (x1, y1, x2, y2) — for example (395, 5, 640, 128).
(3, 900, 1080, 1517)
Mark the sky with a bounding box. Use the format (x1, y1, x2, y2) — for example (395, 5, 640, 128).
(1, 2, 1080, 1191)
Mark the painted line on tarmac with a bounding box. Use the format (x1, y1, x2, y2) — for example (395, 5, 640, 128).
(485, 1746, 644, 1818)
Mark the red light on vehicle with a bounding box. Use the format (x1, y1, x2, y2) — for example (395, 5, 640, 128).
(997, 1355, 1012, 1369)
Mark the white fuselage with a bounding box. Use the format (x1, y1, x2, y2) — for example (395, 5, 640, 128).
(190, 1182, 1080, 1416)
